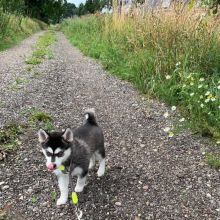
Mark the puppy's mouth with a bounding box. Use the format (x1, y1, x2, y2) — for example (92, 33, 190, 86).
(47, 163, 57, 171)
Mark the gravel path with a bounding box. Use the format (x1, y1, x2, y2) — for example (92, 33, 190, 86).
(0, 32, 220, 220)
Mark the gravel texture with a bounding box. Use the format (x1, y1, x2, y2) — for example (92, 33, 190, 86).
(0, 32, 220, 220)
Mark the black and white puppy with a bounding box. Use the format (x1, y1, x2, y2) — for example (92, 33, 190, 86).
(37, 109, 105, 205)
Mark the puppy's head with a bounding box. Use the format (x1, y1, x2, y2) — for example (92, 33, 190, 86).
(38, 128, 73, 171)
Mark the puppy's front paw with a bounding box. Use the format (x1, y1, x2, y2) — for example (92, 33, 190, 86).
(74, 185, 84, 192)
(97, 169, 105, 177)
(56, 197, 67, 206)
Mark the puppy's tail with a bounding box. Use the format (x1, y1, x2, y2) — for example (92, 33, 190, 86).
(84, 108, 98, 126)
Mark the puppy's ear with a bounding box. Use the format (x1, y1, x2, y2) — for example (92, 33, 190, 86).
(38, 129, 49, 143)
(62, 128, 73, 142)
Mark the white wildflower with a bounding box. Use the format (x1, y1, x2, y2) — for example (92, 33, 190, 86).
(218, 85, 220, 89)
(200, 103, 204, 108)
(198, 84, 203, 89)
(205, 99, 210, 103)
(175, 62, 181, 67)
(165, 75, 171, 80)
(179, 118, 185, 122)
(190, 93, 194, 97)
(199, 78, 205, 82)
(205, 91, 210, 96)
(171, 106, 176, 111)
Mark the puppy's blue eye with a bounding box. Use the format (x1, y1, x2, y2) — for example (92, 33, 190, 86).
(46, 151, 53, 157)
(56, 152, 64, 157)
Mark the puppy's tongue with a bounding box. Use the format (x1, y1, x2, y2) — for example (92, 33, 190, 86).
(47, 163, 55, 171)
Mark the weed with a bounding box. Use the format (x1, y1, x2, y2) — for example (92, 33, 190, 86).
(28, 109, 54, 131)
(51, 191, 57, 202)
(25, 31, 56, 66)
(0, 122, 23, 153)
(31, 196, 38, 204)
(206, 153, 220, 169)
(25, 56, 42, 65)
(26, 66, 32, 72)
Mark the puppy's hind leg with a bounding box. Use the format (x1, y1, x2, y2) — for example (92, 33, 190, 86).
(96, 150, 105, 177)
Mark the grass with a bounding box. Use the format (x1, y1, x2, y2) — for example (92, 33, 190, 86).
(61, 9, 220, 138)
(28, 109, 54, 131)
(0, 122, 23, 153)
(51, 191, 57, 202)
(61, 8, 220, 168)
(31, 196, 38, 204)
(0, 11, 47, 51)
(206, 153, 220, 169)
(25, 31, 57, 65)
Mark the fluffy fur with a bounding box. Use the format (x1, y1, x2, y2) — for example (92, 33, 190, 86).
(38, 109, 105, 205)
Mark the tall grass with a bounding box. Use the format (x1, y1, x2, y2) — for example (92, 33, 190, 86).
(0, 10, 47, 51)
(61, 8, 220, 138)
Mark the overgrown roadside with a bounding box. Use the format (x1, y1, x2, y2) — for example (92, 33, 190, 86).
(0, 11, 47, 51)
(0, 31, 220, 219)
(61, 12, 220, 168)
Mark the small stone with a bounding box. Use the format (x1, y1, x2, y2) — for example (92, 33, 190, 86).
(115, 202, 121, 206)
(0, 182, 5, 186)
(27, 188, 33, 194)
(33, 207, 38, 212)
(19, 195, 24, 200)
(42, 202, 48, 206)
(2, 185, 9, 190)
(143, 185, 149, 190)
(206, 193, 212, 198)
(140, 144, 145, 148)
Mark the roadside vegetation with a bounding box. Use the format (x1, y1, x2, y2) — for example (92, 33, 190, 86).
(61, 8, 220, 167)
(0, 12, 47, 51)
(0, 122, 24, 153)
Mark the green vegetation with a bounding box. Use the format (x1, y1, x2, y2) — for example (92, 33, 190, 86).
(206, 153, 220, 169)
(0, 122, 23, 153)
(25, 31, 57, 65)
(0, 12, 47, 51)
(51, 191, 57, 202)
(31, 195, 38, 204)
(0, 0, 78, 24)
(10, 76, 28, 90)
(28, 109, 54, 131)
(61, 12, 220, 139)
